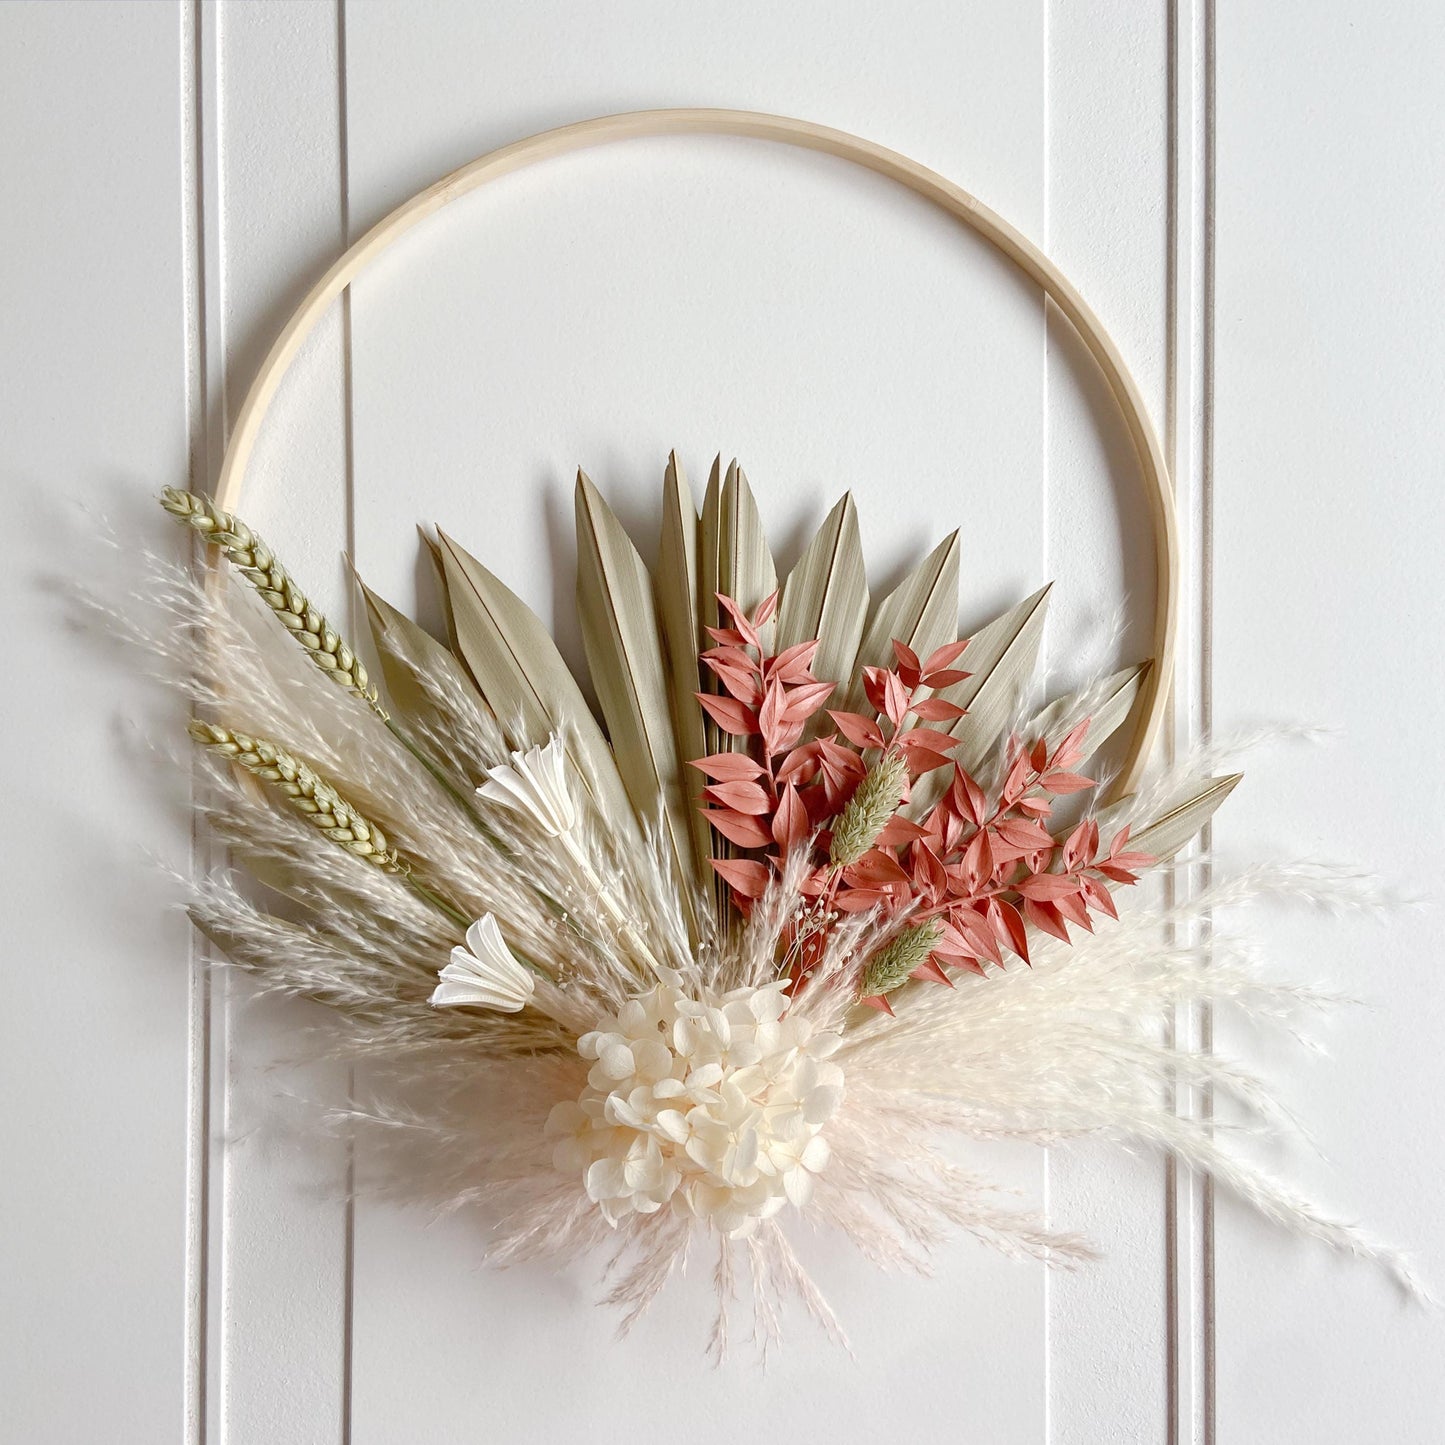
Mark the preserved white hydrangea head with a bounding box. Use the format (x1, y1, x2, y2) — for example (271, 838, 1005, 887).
(546, 974, 844, 1238)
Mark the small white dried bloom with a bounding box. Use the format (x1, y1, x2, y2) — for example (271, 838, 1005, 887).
(546, 973, 844, 1238)
(476, 736, 576, 837)
(430, 913, 535, 1012)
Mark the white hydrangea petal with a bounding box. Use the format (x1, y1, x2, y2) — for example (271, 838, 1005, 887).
(800, 1136, 832, 1173)
(783, 1168, 814, 1208)
(803, 1084, 845, 1125)
(599, 1043, 635, 1080)
(655, 1109, 689, 1143)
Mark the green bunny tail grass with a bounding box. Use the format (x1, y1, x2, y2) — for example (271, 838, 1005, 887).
(860, 920, 943, 999)
(829, 751, 909, 867)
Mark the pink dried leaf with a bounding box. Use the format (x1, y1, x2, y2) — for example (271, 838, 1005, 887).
(1054, 890, 1093, 930)
(703, 625, 749, 648)
(706, 658, 764, 705)
(716, 593, 761, 648)
(922, 639, 969, 674)
(1023, 897, 1071, 944)
(1053, 718, 1092, 771)
(996, 818, 1054, 851)
(949, 766, 988, 826)
(757, 679, 787, 753)
(909, 696, 968, 722)
(921, 667, 970, 689)
(1041, 770, 1094, 795)
(894, 727, 958, 755)
(911, 957, 954, 988)
(834, 889, 887, 913)
(767, 639, 821, 682)
(703, 779, 773, 815)
(779, 679, 836, 724)
(900, 748, 954, 778)
(772, 783, 809, 854)
(845, 849, 912, 888)
(689, 751, 766, 782)
(827, 710, 887, 750)
(710, 857, 772, 900)
(1081, 874, 1120, 920)
(988, 898, 1030, 964)
(775, 742, 822, 786)
(876, 815, 929, 847)
(1001, 751, 1033, 804)
(696, 692, 759, 737)
(862, 667, 911, 728)
(702, 808, 773, 849)
(891, 639, 922, 688)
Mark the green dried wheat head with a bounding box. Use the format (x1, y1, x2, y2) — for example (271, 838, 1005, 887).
(187, 718, 404, 872)
(162, 488, 386, 717)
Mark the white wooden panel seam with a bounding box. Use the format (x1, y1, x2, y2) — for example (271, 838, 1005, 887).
(183, 2, 231, 1440)
(1164, 1, 1218, 1441)
(339, 1, 359, 1438)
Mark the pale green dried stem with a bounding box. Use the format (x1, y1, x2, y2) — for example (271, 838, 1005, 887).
(186, 719, 470, 931)
(161, 488, 492, 835)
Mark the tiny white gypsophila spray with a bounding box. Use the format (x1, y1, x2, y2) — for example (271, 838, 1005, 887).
(430, 913, 536, 1013)
(477, 737, 576, 837)
(546, 972, 844, 1239)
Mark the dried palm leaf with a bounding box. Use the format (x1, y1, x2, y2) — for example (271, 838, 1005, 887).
(575, 469, 701, 938)
(775, 491, 869, 695)
(655, 453, 713, 891)
(837, 530, 960, 715)
(437, 529, 636, 834)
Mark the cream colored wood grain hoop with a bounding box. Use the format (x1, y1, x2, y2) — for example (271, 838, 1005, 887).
(214, 108, 1178, 797)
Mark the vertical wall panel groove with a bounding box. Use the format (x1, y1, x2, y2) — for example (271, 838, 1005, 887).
(1040, 4, 1055, 1439)
(184, 4, 232, 1441)
(180, 0, 212, 1437)
(337, 3, 358, 1440)
(1165, 1, 1216, 1440)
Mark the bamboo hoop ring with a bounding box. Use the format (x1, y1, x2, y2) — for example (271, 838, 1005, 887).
(214, 108, 1178, 798)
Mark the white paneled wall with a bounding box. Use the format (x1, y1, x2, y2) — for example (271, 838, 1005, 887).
(2, 2, 1441, 1441)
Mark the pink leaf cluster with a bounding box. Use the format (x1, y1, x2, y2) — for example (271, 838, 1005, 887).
(693, 594, 1153, 1008)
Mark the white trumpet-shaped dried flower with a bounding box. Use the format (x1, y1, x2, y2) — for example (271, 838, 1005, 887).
(430, 913, 535, 1012)
(476, 736, 576, 837)
(546, 974, 844, 1238)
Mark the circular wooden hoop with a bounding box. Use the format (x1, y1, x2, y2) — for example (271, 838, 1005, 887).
(215, 107, 1177, 797)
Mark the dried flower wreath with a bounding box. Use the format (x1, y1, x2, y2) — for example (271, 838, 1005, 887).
(115, 456, 1417, 1354)
(109, 112, 1424, 1353)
